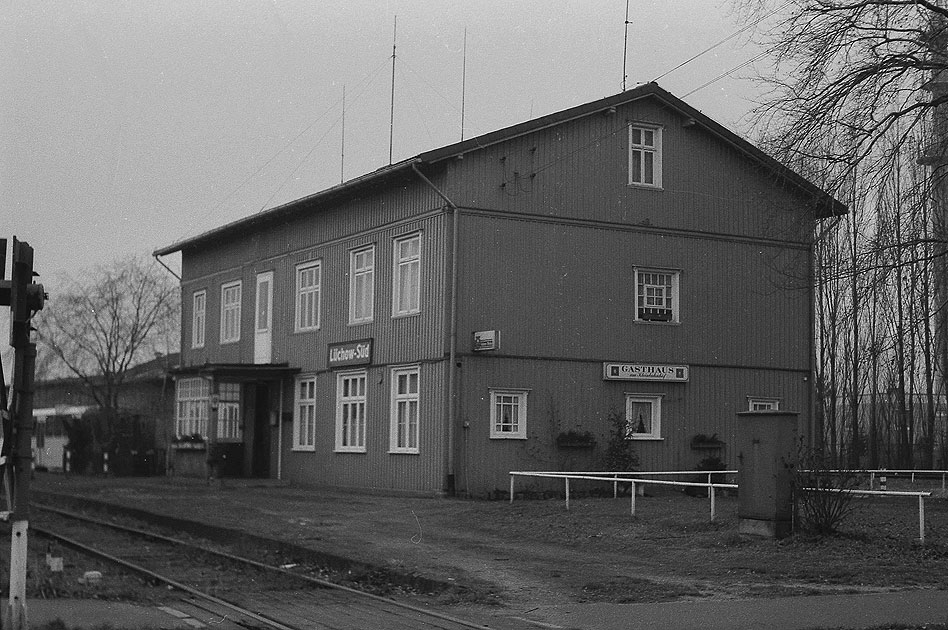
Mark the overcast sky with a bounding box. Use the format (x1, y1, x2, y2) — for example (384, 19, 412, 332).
(1, 1, 769, 374)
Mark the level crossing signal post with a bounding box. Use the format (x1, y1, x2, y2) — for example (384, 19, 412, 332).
(0, 238, 46, 630)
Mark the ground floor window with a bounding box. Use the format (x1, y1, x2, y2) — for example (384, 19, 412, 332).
(175, 378, 209, 438)
(216, 383, 242, 441)
(748, 397, 780, 411)
(490, 389, 528, 439)
(390, 366, 420, 453)
(626, 394, 663, 440)
(336, 371, 367, 452)
(294, 376, 317, 451)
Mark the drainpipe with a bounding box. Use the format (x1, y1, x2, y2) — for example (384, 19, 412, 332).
(411, 163, 460, 495)
(277, 380, 284, 481)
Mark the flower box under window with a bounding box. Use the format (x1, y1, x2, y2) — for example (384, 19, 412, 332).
(639, 308, 672, 322)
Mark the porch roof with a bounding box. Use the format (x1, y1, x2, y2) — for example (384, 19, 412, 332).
(172, 363, 300, 382)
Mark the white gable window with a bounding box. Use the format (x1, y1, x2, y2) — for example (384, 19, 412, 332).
(635, 268, 680, 323)
(191, 290, 206, 349)
(349, 246, 375, 324)
(489, 389, 528, 439)
(296, 261, 322, 331)
(629, 125, 662, 188)
(392, 233, 421, 316)
(220, 280, 242, 343)
(626, 394, 663, 440)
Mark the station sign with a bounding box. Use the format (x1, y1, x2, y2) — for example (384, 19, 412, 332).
(328, 338, 373, 368)
(472, 330, 499, 352)
(602, 362, 689, 382)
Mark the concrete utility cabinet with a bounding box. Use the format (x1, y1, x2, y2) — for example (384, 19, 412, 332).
(736, 410, 799, 538)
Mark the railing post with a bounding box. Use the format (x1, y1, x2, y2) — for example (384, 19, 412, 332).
(509, 474, 515, 504)
(710, 484, 716, 522)
(630, 481, 636, 517)
(565, 477, 570, 511)
(919, 495, 926, 544)
(943, 472, 946, 491)
(869, 471, 875, 490)
(613, 474, 618, 499)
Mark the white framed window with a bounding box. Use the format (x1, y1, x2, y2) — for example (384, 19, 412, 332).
(749, 397, 781, 411)
(392, 233, 421, 316)
(635, 268, 679, 323)
(175, 378, 209, 438)
(296, 261, 322, 331)
(628, 124, 662, 188)
(294, 376, 317, 451)
(220, 280, 242, 343)
(216, 383, 242, 441)
(390, 366, 420, 453)
(335, 371, 367, 452)
(191, 290, 206, 349)
(349, 245, 375, 324)
(490, 389, 528, 439)
(625, 394, 663, 440)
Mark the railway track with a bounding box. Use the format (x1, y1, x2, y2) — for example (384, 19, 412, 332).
(30, 503, 527, 630)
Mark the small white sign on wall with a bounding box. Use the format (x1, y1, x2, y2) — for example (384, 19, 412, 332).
(473, 330, 499, 352)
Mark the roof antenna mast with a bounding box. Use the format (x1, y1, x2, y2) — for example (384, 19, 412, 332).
(340, 84, 346, 184)
(460, 27, 468, 141)
(622, 0, 631, 91)
(389, 15, 397, 165)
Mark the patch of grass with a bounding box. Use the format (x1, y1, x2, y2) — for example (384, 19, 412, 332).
(580, 576, 703, 603)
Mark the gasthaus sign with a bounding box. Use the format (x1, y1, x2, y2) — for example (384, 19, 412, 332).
(328, 338, 373, 368)
(603, 362, 689, 382)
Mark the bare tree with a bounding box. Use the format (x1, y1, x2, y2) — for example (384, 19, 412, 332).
(35, 256, 179, 437)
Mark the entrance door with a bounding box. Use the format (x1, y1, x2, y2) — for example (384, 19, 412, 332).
(251, 384, 271, 478)
(254, 271, 273, 364)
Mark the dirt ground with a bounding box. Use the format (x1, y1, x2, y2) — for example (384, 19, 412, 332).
(27, 474, 948, 613)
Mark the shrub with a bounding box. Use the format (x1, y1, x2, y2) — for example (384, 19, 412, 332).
(794, 445, 861, 535)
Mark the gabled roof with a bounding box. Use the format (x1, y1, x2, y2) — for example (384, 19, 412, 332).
(155, 82, 845, 257)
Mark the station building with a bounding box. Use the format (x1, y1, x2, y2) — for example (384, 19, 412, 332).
(155, 83, 844, 496)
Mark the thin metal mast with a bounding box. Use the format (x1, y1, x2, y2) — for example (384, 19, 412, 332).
(341, 84, 346, 184)
(461, 27, 468, 141)
(622, 0, 631, 91)
(389, 15, 397, 165)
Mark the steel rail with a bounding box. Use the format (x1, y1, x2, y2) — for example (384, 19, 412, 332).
(30, 522, 297, 630)
(32, 503, 488, 630)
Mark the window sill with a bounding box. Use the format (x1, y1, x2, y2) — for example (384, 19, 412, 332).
(633, 319, 680, 326)
(392, 310, 421, 319)
(388, 449, 420, 455)
(626, 183, 664, 191)
(630, 436, 665, 441)
(490, 435, 527, 440)
(334, 447, 367, 454)
(347, 320, 374, 327)
(292, 446, 316, 452)
(294, 327, 320, 334)
(220, 339, 240, 345)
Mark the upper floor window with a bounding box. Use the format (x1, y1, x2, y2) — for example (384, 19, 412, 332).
(191, 290, 206, 349)
(349, 246, 375, 324)
(390, 366, 420, 453)
(626, 394, 663, 440)
(220, 281, 242, 344)
(629, 125, 662, 188)
(635, 268, 679, 323)
(393, 233, 421, 316)
(490, 389, 528, 439)
(296, 261, 322, 331)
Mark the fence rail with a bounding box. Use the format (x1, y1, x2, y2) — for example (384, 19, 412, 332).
(509, 470, 936, 540)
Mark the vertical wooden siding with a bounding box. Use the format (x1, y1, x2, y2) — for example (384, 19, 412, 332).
(457, 356, 807, 496)
(436, 98, 813, 244)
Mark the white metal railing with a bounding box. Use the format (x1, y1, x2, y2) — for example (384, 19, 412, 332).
(802, 487, 932, 542)
(508, 470, 738, 522)
(807, 469, 948, 491)
(509, 470, 934, 540)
